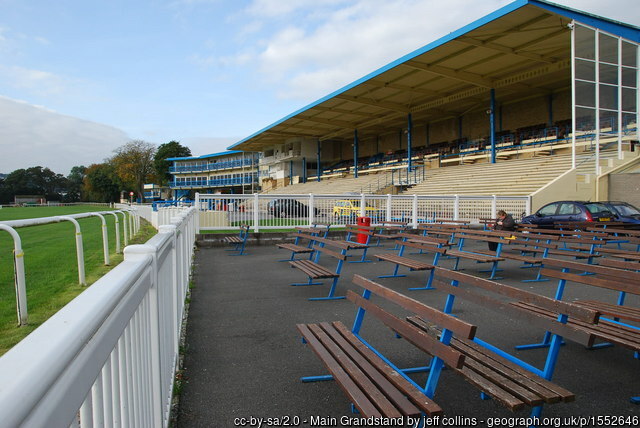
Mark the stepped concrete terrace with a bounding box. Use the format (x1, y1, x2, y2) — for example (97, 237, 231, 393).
(406, 154, 573, 196)
(175, 238, 639, 427)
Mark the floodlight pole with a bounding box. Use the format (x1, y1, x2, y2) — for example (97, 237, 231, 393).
(317, 139, 322, 182)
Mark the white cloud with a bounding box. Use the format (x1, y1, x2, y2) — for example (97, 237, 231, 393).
(0, 65, 78, 98)
(232, 0, 640, 101)
(236, 0, 514, 100)
(0, 96, 130, 175)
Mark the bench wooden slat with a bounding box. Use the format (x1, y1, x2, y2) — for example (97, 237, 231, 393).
(347, 292, 466, 369)
(296, 324, 382, 417)
(276, 243, 314, 254)
(539, 268, 639, 295)
(446, 249, 504, 263)
(575, 300, 640, 323)
(433, 268, 599, 324)
(511, 302, 640, 351)
(308, 323, 403, 418)
(331, 322, 443, 416)
(319, 323, 421, 417)
(451, 337, 574, 403)
(431, 279, 596, 347)
(375, 254, 434, 271)
(352, 275, 476, 339)
(289, 260, 337, 279)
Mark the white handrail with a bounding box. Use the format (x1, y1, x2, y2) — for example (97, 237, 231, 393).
(0, 207, 196, 427)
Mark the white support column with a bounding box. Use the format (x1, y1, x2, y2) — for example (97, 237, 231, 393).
(253, 193, 260, 232)
(386, 194, 392, 222)
(123, 244, 163, 428)
(412, 195, 418, 229)
(308, 194, 315, 226)
(491, 195, 497, 219)
(453, 195, 460, 221)
(0, 225, 27, 325)
(360, 193, 366, 217)
(60, 216, 86, 285)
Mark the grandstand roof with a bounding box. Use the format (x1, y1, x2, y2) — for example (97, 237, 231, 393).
(229, 0, 640, 152)
(167, 150, 244, 162)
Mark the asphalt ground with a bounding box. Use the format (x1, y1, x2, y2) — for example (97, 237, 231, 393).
(176, 238, 640, 428)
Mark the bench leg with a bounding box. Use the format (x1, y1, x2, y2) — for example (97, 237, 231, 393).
(309, 277, 346, 301)
(632, 396, 640, 404)
(349, 248, 372, 263)
(487, 261, 502, 280)
(522, 266, 549, 283)
(291, 277, 323, 286)
(378, 264, 406, 278)
(515, 332, 566, 350)
(409, 269, 436, 291)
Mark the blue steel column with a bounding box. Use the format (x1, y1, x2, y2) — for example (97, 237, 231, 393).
(302, 157, 307, 183)
(490, 88, 496, 164)
(353, 129, 359, 179)
(316, 139, 322, 182)
(289, 160, 293, 185)
(407, 113, 413, 172)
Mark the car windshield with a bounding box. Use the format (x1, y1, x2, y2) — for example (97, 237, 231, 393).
(612, 203, 640, 216)
(585, 203, 611, 214)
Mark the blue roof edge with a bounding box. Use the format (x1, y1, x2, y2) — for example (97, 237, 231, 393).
(167, 150, 244, 161)
(228, 0, 640, 150)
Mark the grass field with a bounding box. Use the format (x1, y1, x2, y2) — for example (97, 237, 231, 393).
(0, 205, 157, 355)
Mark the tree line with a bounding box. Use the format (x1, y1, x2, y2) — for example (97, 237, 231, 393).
(0, 140, 191, 204)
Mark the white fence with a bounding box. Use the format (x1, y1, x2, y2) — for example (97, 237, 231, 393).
(0, 207, 197, 427)
(195, 193, 531, 231)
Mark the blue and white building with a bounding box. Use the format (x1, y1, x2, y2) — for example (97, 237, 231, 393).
(168, 150, 260, 199)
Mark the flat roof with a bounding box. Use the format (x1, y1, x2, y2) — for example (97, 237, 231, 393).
(167, 150, 244, 162)
(229, 0, 639, 152)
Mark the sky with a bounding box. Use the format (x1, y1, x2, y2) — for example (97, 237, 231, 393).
(0, 0, 638, 175)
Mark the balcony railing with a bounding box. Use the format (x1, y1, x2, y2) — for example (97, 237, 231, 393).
(170, 176, 258, 189)
(170, 159, 258, 174)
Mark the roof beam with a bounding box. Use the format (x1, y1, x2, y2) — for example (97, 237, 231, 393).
(295, 114, 358, 130)
(404, 60, 494, 88)
(334, 94, 410, 113)
(456, 36, 555, 63)
(364, 78, 446, 98)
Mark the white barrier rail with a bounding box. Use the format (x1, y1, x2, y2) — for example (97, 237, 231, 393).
(194, 193, 531, 231)
(0, 209, 140, 325)
(0, 207, 196, 427)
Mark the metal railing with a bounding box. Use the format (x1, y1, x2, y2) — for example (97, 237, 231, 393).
(195, 193, 530, 231)
(0, 207, 197, 427)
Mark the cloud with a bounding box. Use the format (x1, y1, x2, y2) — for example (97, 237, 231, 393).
(0, 96, 130, 175)
(234, 0, 514, 100)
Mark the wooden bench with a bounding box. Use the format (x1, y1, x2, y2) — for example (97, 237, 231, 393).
(297, 274, 475, 419)
(443, 230, 510, 280)
(288, 234, 349, 301)
(424, 267, 598, 419)
(298, 273, 584, 422)
(277, 223, 331, 261)
(375, 238, 448, 290)
(344, 225, 376, 263)
(512, 258, 640, 403)
(224, 224, 249, 256)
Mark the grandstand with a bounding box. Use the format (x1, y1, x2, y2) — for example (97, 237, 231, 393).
(226, 1, 639, 211)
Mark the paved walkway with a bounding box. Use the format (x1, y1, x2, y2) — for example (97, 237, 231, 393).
(176, 241, 640, 427)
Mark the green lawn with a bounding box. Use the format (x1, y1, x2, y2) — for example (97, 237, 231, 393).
(0, 205, 157, 355)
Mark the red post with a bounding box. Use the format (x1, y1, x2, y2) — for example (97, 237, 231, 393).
(356, 216, 371, 244)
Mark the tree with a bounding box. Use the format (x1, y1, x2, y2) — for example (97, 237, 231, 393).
(154, 141, 192, 185)
(84, 163, 122, 203)
(1, 166, 67, 201)
(65, 165, 87, 202)
(110, 140, 157, 200)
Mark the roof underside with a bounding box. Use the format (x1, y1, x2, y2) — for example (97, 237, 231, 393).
(231, 1, 633, 152)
